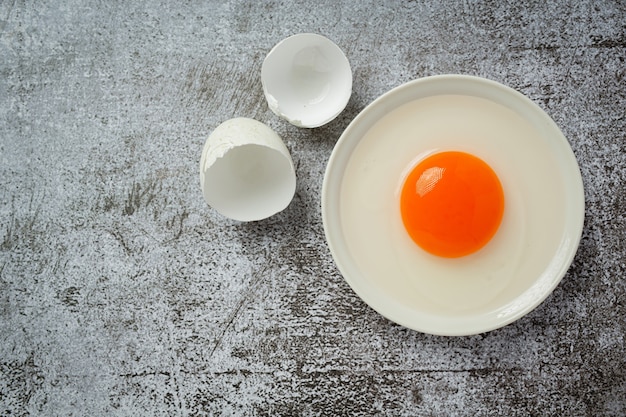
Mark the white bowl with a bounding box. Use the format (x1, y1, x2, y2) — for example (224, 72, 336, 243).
(261, 33, 352, 128)
(322, 75, 585, 336)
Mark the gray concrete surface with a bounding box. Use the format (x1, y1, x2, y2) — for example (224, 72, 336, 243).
(1, 0, 625, 416)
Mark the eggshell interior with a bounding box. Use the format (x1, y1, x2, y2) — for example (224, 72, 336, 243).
(200, 118, 296, 221)
(262, 33, 352, 128)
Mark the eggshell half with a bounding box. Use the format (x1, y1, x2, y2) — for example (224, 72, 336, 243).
(262, 33, 352, 128)
(200, 118, 296, 221)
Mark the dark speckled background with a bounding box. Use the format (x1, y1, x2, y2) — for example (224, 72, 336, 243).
(1, 1, 625, 416)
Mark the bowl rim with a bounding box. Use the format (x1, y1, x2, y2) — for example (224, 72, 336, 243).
(321, 74, 585, 336)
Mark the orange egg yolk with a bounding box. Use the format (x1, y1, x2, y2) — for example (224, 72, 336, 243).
(400, 151, 504, 258)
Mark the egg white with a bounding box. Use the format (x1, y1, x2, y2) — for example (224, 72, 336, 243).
(338, 94, 567, 317)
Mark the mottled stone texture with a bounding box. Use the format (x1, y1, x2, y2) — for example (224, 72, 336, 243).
(1, 0, 625, 416)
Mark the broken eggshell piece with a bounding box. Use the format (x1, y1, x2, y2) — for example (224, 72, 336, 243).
(200, 118, 296, 221)
(261, 33, 352, 128)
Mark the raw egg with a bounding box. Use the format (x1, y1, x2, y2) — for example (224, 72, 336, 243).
(400, 151, 504, 258)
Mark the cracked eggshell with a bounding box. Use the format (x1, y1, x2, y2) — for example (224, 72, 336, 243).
(199, 118, 296, 221)
(261, 33, 352, 128)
